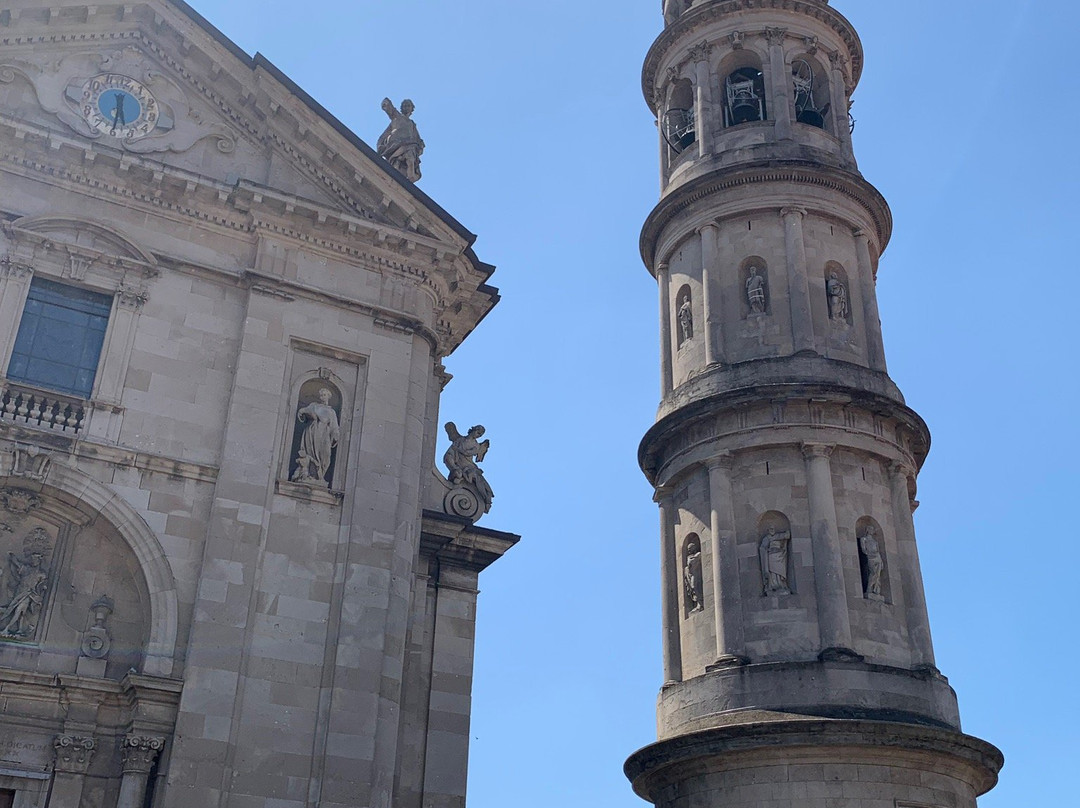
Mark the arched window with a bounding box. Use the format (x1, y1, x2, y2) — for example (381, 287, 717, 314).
(723, 66, 766, 127)
(792, 57, 832, 130)
(662, 78, 696, 154)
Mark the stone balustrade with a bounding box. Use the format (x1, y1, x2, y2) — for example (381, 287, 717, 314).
(0, 381, 86, 434)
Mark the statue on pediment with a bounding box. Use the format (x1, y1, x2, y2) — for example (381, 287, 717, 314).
(378, 98, 425, 182)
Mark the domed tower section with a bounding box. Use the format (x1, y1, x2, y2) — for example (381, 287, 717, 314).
(628, 3, 1003, 808)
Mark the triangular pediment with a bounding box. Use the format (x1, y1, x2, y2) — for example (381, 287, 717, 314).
(0, 1, 473, 246)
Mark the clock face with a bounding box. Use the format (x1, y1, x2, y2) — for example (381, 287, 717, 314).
(80, 74, 159, 141)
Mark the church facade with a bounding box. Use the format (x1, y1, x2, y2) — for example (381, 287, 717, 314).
(0, 2, 516, 807)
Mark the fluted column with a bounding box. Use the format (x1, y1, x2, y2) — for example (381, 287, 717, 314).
(889, 462, 937, 670)
(854, 229, 887, 372)
(658, 263, 674, 396)
(707, 455, 747, 666)
(765, 28, 792, 141)
(802, 444, 856, 659)
(782, 207, 815, 354)
(117, 736, 165, 808)
(699, 224, 723, 367)
(691, 42, 714, 158)
(656, 488, 683, 683)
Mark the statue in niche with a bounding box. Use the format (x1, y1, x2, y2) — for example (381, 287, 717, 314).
(291, 387, 341, 487)
(678, 296, 694, 343)
(377, 98, 425, 182)
(859, 526, 885, 602)
(759, 526, 792, 595)
(443, 423, 494, 511)
(827, 272, 849, 321)
(0, 527, 52, 640)
(746, 266, 768, 314)
(683, 539, 704, 614)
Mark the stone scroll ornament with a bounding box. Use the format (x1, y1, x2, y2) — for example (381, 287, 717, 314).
(443, 423, 494, 521)
(377, 98, 425, 182)
(0, 527, 53, 641)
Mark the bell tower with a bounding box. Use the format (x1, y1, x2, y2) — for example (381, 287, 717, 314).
(627, 2, 1003, 807)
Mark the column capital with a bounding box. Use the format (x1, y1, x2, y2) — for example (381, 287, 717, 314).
(764, 26, 788, 46)
(852, 228, 870, 241)
(53, 734, 96, 774)
(656, 262, 670, 276)
(706, 453, 735, 472)
(0, 259, 33, 279)
(696, 222, 719, 237)
(653, 485, 675, 506)
(688, 40, 712, 64)
(122, 735, 166, 775)
(801, 443, 835, 460)
(781, 206, 807, 220)
(888, 460, 914, 480)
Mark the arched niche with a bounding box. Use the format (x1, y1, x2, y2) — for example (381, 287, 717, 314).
(856, 516, 890, 603)
(720, 49, 767, 128)
(824, 261, 853, 325)
(682, 533, 704, 617)
(284, 373, 346, 490)
(757, 511, 794, 596)
(663, 77, 696, 156)
(792, 55, 832, 131)
(675, 284, 694, 348)
(0, 463, 178, 678)
(741, 257, 770, 317)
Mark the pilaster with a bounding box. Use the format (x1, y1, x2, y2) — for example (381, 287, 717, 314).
(706, 455, 746, 666)
(783, 207, 815, 355)
(656, 487, 682, 683)
(889, 461, 936, 670)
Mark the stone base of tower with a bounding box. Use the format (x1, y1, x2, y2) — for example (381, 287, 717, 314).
(626, 719, 1002, 808)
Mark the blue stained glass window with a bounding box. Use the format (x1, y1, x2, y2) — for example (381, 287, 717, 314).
(7, 277, 113, 399)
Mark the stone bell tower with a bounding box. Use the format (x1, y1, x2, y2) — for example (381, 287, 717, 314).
(626, 2, 1003, 806)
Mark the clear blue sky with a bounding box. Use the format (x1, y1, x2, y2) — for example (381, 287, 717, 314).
(190, 1, 1076, 805)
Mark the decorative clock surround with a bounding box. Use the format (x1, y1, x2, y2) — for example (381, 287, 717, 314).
(0, 45, 235, 153)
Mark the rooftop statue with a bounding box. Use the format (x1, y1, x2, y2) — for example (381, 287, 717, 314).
(444, 422, 494, 513)
(377, 98, 425, 182)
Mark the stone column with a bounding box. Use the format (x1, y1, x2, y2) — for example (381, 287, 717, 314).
(49, 735, 96, 808)
(782, 207, 815, 355)
(117, 736, 165, 808)
(889, 462, 937, 670)
(707, 455, 747, 666)
(854, 229, 887, 372)
(829, 50, 855, 154)
(765, 28, 792, 141)
(0, 261, 33, 371)
(656, 488, 683, 684)
(802, 444, 856, 659)
(699, 224, 723, 367)
(657, 263, 674, 397)
(691, 42, 714, 158)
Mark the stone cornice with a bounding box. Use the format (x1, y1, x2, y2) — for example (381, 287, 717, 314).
(641, 161, 892, 269)
(642, 0, 863, 110)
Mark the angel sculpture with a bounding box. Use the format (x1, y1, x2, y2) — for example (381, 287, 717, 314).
(443, 423, 494, 511)
(377, 98, 425, 182)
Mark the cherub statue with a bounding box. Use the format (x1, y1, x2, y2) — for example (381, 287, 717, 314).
(377, 98, 425, 182)
(443, 423, 494, 511)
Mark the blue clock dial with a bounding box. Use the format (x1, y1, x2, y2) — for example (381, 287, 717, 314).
(80, 74, 159, 141)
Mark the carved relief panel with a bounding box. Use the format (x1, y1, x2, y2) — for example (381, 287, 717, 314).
(0, 488, 57, 645)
